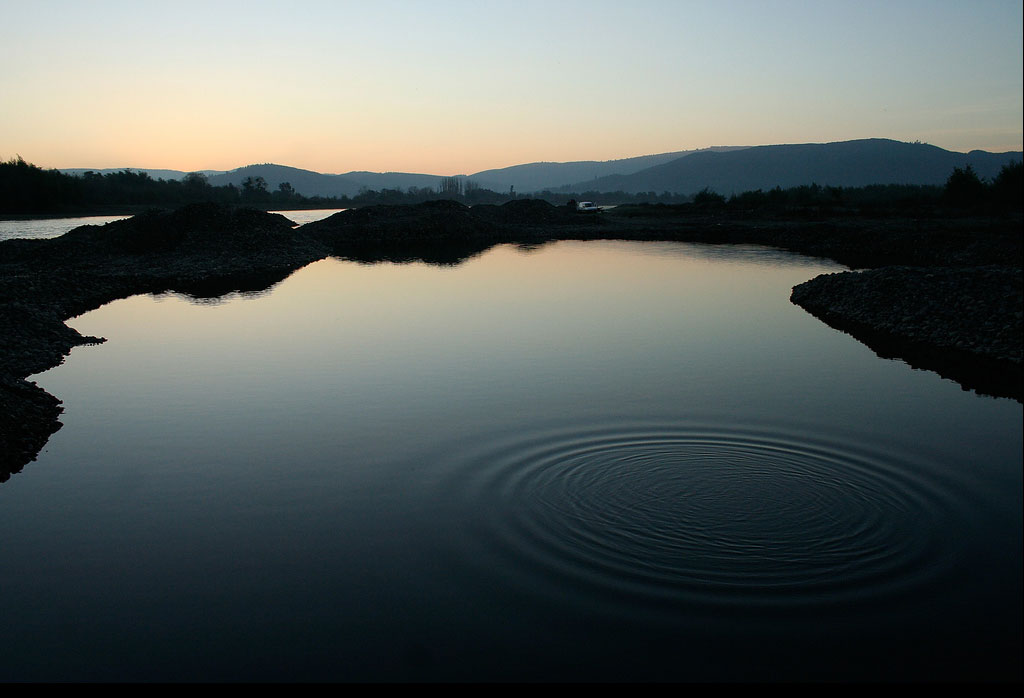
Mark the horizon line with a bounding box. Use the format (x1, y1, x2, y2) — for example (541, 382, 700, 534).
(25, 136, 1024, 177)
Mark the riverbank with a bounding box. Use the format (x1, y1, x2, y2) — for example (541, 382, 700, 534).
(2, 200, 1020, 479)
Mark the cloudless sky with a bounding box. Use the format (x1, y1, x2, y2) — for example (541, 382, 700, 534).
(2, 0, 1021, 174)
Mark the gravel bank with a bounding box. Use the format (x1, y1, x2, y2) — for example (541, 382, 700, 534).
(791, 265, 1022, 399)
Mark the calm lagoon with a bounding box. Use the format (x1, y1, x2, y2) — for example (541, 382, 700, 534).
(1, 239, 1020, 681)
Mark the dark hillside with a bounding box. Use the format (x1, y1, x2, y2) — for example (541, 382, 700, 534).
(575, 139, 1023, 194)
(207, 165, 443, 198)
(469, 147, 750, 192)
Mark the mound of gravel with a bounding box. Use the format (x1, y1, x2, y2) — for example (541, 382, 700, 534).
(791, 265, 1022, 365)
(472, 199, 582, 225)
(303, 200, 492, 242)
(54, 203, 303, 255)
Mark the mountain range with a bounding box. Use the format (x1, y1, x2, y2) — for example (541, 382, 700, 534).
(61, 139, 1022, 198)
(574, 139, 1020, 194)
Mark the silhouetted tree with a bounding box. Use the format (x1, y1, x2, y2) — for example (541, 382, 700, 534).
(439, 176, 463, 198)
(991, 160, 1022, 209)
(182, 171, 212, 202)
(405, 186, 436, 203)
(692, 187, 726, 205)
(944, 164, 987, 207)
(0, 156, 83, 212)
(241, 176, 270, 203)
(184, 171, 209, 188)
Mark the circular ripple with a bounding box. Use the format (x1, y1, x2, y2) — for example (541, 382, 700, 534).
(437, 421, 970, 612)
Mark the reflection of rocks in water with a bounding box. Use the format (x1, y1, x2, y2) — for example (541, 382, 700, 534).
(3, 200, 1021, 481)
(849, 326, 1020, 401)
(0, 203, 330, 481)
(0, 376, 64, 482)
(792, 266, 1022, 401)
(332, 240, 500, 267)
(162, 266, 302, 303)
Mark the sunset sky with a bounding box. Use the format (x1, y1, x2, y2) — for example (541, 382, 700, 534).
(2, 0, 1021, 175)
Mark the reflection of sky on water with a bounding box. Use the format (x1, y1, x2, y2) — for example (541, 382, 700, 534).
(4, 239, 1019, 681)
(0, 214, 130, 241)
(41, 241, 1014, 456)
(50, 242, 849, 424)
(270, 208, 345, 226)
(0, 209, 341, 242)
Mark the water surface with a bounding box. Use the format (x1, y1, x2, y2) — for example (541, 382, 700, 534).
(1, 240, 1019, 681)
(0, 208, 341, 241)
(0, 214, 131, 241)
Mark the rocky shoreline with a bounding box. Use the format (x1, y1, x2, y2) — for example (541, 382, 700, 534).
(2, 200, 1021, 480)
(791, 265, 1022, 400)
(1, 204, 329, 480)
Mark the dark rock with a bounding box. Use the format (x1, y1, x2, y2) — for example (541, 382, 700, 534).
(0, 376, 64, 481)
(472, 199, 585, 225)
(791, 265, 1022, 399)
(303, 200, 492, 245)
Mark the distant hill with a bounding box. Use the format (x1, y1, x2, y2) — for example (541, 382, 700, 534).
(335, 170, 450, 194)
(206, 164, 350, 197)
(468, 147, 749, 192)
(60, 168, 225, 180)
(58, 149, 753, 198)
(571, 139, 1023, 195)
(58, 140, 1023, 199)
(58, 164, 446, 197)
(205, 164, 445, 198)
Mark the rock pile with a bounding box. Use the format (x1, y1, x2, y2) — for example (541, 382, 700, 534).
(792, 265, 1022, 398)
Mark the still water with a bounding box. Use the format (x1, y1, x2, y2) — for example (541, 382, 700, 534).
(0, 209, 343, 241)
(0, 214, 132, 241)
(1, 240, 1020, 681)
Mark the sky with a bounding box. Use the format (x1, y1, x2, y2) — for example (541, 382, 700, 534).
(2, 0, 1021, 175)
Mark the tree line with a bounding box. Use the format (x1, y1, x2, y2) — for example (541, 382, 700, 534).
(0, 157, 515, 214)
(2, 156, 1019, 216)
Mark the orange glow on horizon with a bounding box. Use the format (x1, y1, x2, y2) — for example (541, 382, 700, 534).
(3, 2, 1019, 174)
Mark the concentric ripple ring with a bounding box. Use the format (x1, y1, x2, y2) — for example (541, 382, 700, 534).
(432, 420, 971, 614)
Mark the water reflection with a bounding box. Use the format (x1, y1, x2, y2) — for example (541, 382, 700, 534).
(430, 419, 971, 615)
(271, 208, 345, 226)
(0, 214, 131, 241)
(3, 240, 1019, 681)
(160, 266, 306, 304)
(0, 208, 342, 242)
(330, 239, 497, 267)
